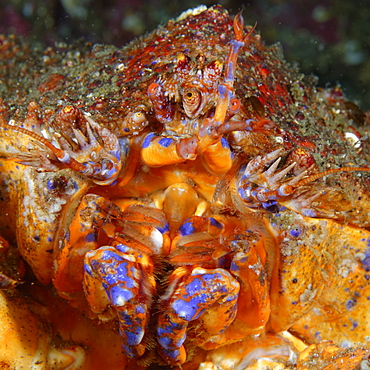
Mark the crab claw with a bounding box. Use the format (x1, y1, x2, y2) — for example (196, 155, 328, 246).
(52, 114, 124, 185)
(157, 266, 240, 365)
(83, 244, 156, 358)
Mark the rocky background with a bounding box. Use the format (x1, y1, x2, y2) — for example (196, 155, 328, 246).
(1, 0, 369, 110)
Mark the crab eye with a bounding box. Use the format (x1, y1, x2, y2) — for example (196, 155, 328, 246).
(183, 88, 201, 117)
(230, 98, 241, 112)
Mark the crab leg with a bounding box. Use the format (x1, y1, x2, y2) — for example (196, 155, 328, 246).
(157, 266, 240, 365)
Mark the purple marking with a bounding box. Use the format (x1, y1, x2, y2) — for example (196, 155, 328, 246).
(47, 179, 57, 191)
(238, 187, 245, 199)
(172, 296, 206, 321)
(346, 299, 357, 310)
(179, 221, 196, 236)
(159, 347, 183, 360)
(125, 326, 144, 346)
(85, 233, 96, 242)
(157, 223, 170, 234)
(135, 305, 145, 314)
(302, 209, 317, 218)
(210, 217, 222, 229)
(108, 284, 134, 305)
(221, 137, 230, 149)
(158, 137, 173, 148)
(290, 228, 302, 238)
(142, 133, 156, 148)
(84, 263, 93, 276)
(115, 244, 130, 253)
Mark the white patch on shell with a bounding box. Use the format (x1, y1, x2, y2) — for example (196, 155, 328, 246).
(345, 132, 361, 148)
(299, 283, 318, 303)
(175, 5, 208, 22)
(338, 258, 357, 278)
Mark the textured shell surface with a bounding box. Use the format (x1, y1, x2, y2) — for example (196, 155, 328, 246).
(0, 5, 369, 370)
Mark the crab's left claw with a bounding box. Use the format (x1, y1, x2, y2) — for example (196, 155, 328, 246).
(51, 114, 124, 185)
(83, 244, 156, 358)
(0, 109, 125, 185)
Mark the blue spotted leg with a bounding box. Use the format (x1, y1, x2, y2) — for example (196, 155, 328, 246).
(157, 266, 240, 365)
(83, 244, 156, 358)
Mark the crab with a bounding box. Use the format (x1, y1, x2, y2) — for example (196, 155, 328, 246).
(0, 5, 369, 369)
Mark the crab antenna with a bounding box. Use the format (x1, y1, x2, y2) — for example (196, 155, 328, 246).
(296, 166, 370, 188)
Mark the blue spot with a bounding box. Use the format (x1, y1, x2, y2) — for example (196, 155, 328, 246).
(84, 263, 93, 276)
(292, 301, 298, 305)
(123, 127, 130, 132)
(238, 187, 245, 199)
(179, 221, 196, 236)
(302, 209, 317, 217)
(47, 237, 53, 242)
(120, 343, 135, 358)
(172, 297, 205, 321)
(158, 137, 173, 147)
(135, 305, 145, 315)
(361, 242, 370, 272)
(157, 223, 169, 234)
(185, 277, 204, 296)
(290, 228, 302, 238)
(159, 347, 184, 360)
(218, 84, 228, 100)
(230, 260, 240, 274)
(118, 312, 133, 326)
(47, 179, 57, 191)
(221, 137, 230, 149)
(85, 233, 96, 242)
(108, 285, 133, 305)
(346, 299, 357, 310)
(33, 235, 40, 241)
(116, 244, 130, 253)
(158, 335, 173, 349)
(201, 272, 222, 283)
(210, 217, 222, 229)
(125, 327, 144, 346)
(142, 133, 156, 148)
(100, 250, 123, 262)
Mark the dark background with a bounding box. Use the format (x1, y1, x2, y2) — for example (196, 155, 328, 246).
(1, 0, 369, 110)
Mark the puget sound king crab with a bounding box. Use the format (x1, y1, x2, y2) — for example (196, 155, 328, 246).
(0, 5, 370, 370)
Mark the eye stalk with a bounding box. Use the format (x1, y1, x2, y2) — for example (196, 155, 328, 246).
(182, 88, 202, 118)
